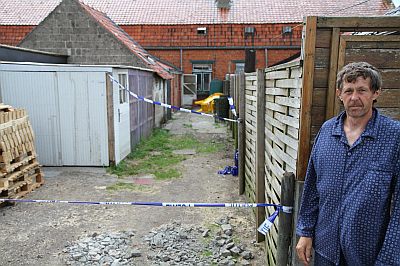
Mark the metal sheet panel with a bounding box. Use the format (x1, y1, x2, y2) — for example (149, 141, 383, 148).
(57, 72, 109, 166)
(0, 71, 62, 165)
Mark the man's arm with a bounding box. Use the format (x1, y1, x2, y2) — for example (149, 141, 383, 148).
(296, 156, 319, 237)
(376, 149, 400, 265)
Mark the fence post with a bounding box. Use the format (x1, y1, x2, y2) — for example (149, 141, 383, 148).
(256, 69, 266, 242)
(277, 172, 295, 266)
(238, 73, 246, 195)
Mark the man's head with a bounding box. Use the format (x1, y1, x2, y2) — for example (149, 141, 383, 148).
(336, 62, 382, 119)
(336, 62, 382, 93)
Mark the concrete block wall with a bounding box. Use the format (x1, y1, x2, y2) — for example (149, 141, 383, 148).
(19, 0, 147, 68)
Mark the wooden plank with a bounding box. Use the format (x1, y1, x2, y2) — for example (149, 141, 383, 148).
(266, 87, 289, 96)
(345, 49, 400, 69)
(297, 16, 317, 181)
(245, 94, 257, 102)
(381, 70, 400, 89)
(106, 74, 115, 165)
(377, 89, 400, 108)
(265, 140, 284, 166)
(315, 29, 332, 48)
(265, 115, 286, 132)
(335, 36, 348, 115)
(265, 70, 290, 80)
(275, 96, 301, 109)
(287, 126, 299, 141)
(274, 112, 300, 129)
(341, 35, 400, 43)
(275, 129, 299, 150)
(314, 48, 330, 68)
(265, 128, 285, 150)
(313, 87, 327, 107)
(273, 144, 297, 170)
(289, 108, 300, 119)
(316, 16, 400, 28)
(238, 73, 246, 195)
(290, 66, 303, 79)
(276, 172, 295, 266)
(314, 68, 329, 88)
(255, 69, 266, 242)
(275, 78, 302, 89)
(325, 27, 340, 120)
(266, 102, 287, 113)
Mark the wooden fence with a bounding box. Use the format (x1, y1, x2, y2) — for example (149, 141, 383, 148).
(232, 61, 302, 265)
(229, 15, 400, 266)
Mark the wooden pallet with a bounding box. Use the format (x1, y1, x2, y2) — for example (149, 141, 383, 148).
(0, 104, 44, 206)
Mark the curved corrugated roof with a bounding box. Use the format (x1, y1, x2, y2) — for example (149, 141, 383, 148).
(0, 0, 393, 25)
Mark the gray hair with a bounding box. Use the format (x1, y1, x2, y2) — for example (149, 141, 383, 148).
(336, 62, 382, 92)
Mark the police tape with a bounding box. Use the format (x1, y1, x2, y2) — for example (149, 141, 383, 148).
(0, 198, 291, 235)
(108, 75, 239, 123)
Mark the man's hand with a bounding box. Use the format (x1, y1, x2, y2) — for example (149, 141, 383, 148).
(296, 237, 313, 266)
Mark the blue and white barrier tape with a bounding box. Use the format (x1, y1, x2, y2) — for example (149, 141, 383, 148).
(108, 75, 239, 123)
(227, 97, 237, 118)
(0, 198, 292, 235)
(0, 198, 291, 210)
(258, 208, 280, 235)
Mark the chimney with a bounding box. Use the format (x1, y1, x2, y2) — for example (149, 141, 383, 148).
(216, 0, 231, 9)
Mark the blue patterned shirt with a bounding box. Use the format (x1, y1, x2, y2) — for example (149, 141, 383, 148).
(296, 109, 400, 265)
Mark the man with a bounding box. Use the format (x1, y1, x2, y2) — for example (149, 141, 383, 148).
(296, 62, 399, 266)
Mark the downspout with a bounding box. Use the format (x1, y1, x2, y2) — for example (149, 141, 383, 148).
(180, 48, 183, 71)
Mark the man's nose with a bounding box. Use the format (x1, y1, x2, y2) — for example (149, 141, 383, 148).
(350, 91, 360, 100)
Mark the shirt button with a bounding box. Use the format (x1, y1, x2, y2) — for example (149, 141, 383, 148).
(347, 152, 351, 156)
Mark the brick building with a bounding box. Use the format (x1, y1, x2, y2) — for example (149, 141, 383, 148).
(0, 0, 394, 97)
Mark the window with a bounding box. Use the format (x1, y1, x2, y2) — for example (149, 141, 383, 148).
(118, 73, 128, 104)
(197, 27, 207, 35)
(192, 64, 212, 95)
(235, 62, 245, 74)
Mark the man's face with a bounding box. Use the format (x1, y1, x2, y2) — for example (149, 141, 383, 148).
(336, 76, 380, 119)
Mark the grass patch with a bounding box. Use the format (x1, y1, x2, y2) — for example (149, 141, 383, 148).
(108, 128, 225, 180)
(202, 250, 213, 257)
(106, 182, 150, 192)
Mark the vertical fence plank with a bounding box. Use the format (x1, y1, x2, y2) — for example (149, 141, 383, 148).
(297, 16, 317, 181)
(276, 172, 295, 266)
(238, 72, 246, 195)
(325, 27, 340, 120)
(256, 69, 266, 242)
(106, 73, 115, 165)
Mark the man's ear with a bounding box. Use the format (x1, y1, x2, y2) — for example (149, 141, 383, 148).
(336, 89, 341, 97)
(372, 88, 382, 101)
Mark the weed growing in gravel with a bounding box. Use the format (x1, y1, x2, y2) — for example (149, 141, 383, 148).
(202, 250, 213, 257)
(108, 128, 224, 181)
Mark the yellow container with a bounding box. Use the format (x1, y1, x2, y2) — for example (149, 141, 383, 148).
(194, 93, 223, 113)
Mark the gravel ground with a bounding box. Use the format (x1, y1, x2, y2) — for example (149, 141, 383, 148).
(0, 112, 265, 265)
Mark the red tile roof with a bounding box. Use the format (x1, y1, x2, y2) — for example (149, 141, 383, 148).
(0, 0, 393, 25)
(79, 1, 173, 79)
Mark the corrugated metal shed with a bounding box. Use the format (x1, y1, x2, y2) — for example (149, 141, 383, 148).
(0, 62, 114, 166)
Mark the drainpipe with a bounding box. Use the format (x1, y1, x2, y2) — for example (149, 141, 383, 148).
(180, 48, 183, 71)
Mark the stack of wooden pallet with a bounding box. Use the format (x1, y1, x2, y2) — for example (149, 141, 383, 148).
(0, 103, 44, 201)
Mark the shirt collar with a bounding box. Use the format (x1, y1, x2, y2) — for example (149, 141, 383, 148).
(332, 108, 380, 139)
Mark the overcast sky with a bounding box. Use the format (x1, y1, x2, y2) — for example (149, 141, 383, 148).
(393, 0, 400, 7)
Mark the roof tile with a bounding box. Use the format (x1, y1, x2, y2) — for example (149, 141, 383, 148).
(0, 0, 393, 25)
